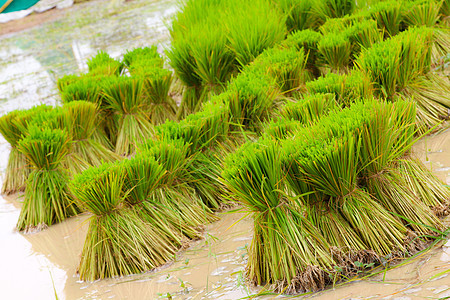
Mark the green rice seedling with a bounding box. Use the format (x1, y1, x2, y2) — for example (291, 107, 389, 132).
(129, 65, 177, 125)
(222, 139, 337, 293)
(120, 153, 188, 248)
(396, 157, 450, 214)
(313, 0, 356, 20)
(71, 161, 178, 281)
(306, 70, 372, 106)
(0, 105, 53, 194)
(368, 0, 402, 37)
(139, 138, 218, 231)
(319, 14, 366, 35)
(403, 0, 442, 27)
(102, 76, 153, 155)
(344, 19, 383, 58)
(226, 0, 286, 67)
(56, 74, 80, 93)
(280, 93, 337, 125)
(87, 50, 124, 76)
(0, 111, 29, 195)
(122, 46, 163, 69)
(226, 68, 279, 131)
(60, 101, 119, 168)
(274, 0, 321, 31)
(16, 126, 80, 232)
(283, 128, 408, 255)
(318, 33, 352, 73)
(263, 118, 302, 140)
(253, 46, 308, 94)
(282, 29, 323, 77)
(60, 75, 103, 105)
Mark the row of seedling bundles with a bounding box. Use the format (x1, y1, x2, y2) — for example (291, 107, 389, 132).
(221, 98, 450, 294)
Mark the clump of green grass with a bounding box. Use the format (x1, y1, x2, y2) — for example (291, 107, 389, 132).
(87, 50, 124, 76)
(222, 139, 337, 293)
(262, 117, 302, 140)
(313, 0, 356, 21)
(272, 0, 321, 32)
(344, 19, 382, 58)
(71, 161, 178, 281)
(122, 46, 163, 69)
(102, 76, 153, 155)
(17, 126, 80, 232)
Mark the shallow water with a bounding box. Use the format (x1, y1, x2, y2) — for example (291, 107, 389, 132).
(1, 1, 450, 299)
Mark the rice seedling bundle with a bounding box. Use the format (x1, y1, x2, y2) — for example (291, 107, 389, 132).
(318, 33, 352, 73)
(252, 46, 308, 93)
(368, 0, 402, 37)
(305, 70, 372, 106)
(403, 0, 442, 27)
(60, 74, 104, 105)
(71, 161, 178, 281)
(122, 46, 163, 69)
(313, 0, 356, 20)
(282, 29, 322, 77)
(120, 153, 188, 249)
(262, 117, 303, 140)
(16, 126, 80, 232)
(139, 138, 218, 235)
(130, 64, 177, 125)
(226, 68, 279, 130)
(343, 19, 382, 58)
(354, 100, 443, 236)
(56, 74, 80, 93)
(60, 101, 119, 168)
(280, 93, 337, 125)
(102, 76, 153, 155)
(0, 105, 53, 194)
(282, 130, 408, 255)
(273, 0, 320, 31)
(87, 50, 124, 76)
(222, 139, 337, 293)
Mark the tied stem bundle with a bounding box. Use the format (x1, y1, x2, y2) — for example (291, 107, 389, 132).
(17, 127, 80, 232)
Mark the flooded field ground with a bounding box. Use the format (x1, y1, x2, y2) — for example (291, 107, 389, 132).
(0, 1, 450, 299)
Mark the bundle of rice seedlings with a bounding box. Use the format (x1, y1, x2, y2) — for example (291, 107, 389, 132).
(356, 100, 443, 236)
(226, 0, 286, 67)
(403, 0, 442, 27)
(222, 139, 337, 293)
(139, 138, 218, 237)
(0, 105, 53, 194)
(313, 0, 356, 20)
(129, 64, 177, 125)
(344, 19, 382, 58)
(60, 101, 119, 168)
(280, 93, 337, 125)
(283, 132, 408, 256)
(122, 46, 163, 69)
(102, 76, 153, 155)
(16, 126, 80, 232)
(368, 0, 402, 37)
(319, 14, 364, 34)
(318, 33, 352, 73)
(120, 153, 188, 248)
(282, 29, 322, 77)
(71, 161, 177, 281)
(306, 70, 372, 106)
(263, 118, 302, 140)
(274, 0, 321, 31)
(253, 46, 308, 94)
(226, 68, 279, 131)
(396, 157, 450, 215)
(56, 74, 80, 93)
(59, 74, 103, 104)
(87, 50, 124, 76)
